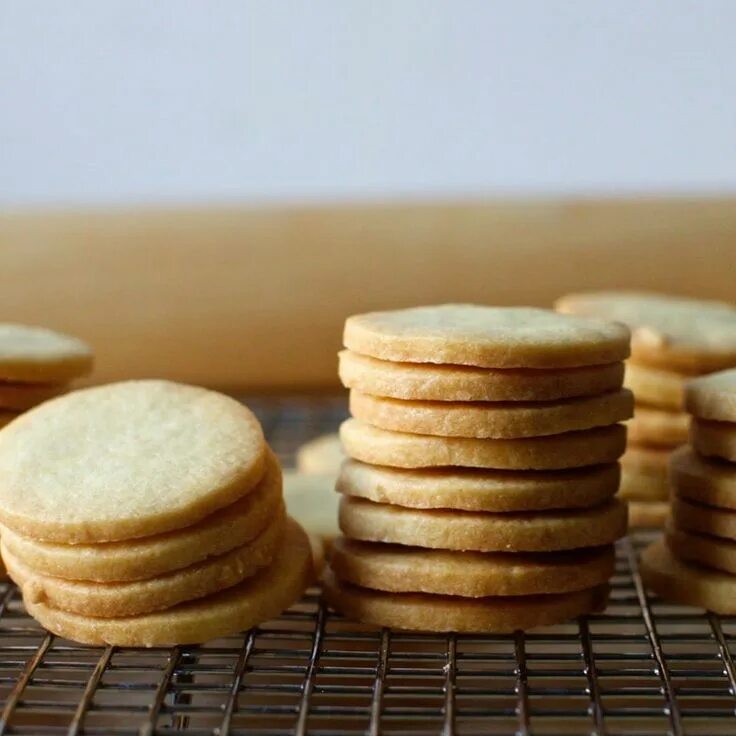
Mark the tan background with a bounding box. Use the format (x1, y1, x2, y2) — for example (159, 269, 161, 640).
(1, 197, 734, 390)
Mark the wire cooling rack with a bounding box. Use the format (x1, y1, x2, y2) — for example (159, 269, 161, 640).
(1, 395, 735, 736)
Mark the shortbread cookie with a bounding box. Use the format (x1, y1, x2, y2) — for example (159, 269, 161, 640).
(667, 525, 736, 575)
(671, 497, 736, 541)
(627, 406, 689, 447)
(628, 501, 669, 528)
(670, 446, 736, 510)
(21, 518, 313, 646)
(344, 305, 630, 369)
(339, 350, 625, 402)
(691, 419, 736, 462)
(296, 434, 344, 475)
(284, 472, 339, 545)
(339, 496, 627, 552)
(686, 369, 736, 422)
(4, 512, 285, 617)
(330, 537, 615, 597)
(0, 452, 283, 582)
(624, 362, 684, 410)
(324, 568, 608, 633)
(619, 447, 669, 501)
(0, 380, 268, 542)
(340, 419, 626, 470)
(350, 389, 633, 439)
(0, 382, 63, 411)
(337, 459, 620, 512)
(0, 324, 93, 383)
(641, 540, 736, 614)
(556, 291, 736, 374)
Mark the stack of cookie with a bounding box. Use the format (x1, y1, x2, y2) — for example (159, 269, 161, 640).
(326, 305, 631, 632)
(0, 380, 312, 646)
(556, 292, 736, 527)
(643, 369, 736, 613)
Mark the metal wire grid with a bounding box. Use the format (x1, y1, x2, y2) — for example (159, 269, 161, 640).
(0, 396, 735, 735)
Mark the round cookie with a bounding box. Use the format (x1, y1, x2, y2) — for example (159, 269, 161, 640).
(349, 388, 633, 439)
(686, 368, 736, 422)
(670, 446, 736, 510)
(330, 537, 615, 597)
(619, 446, 670, 501)
(0, 450, 283, 582)
(4, 511, 285, 617)
(0, 380, 268, 542)
(691, 419, 736, 462)
(627, 406, 689, 447)
(283, 472, 339, 546)
(667, 525, 736, 575)
(0, 382, 63, 411)
(337, 459, 620, 512)
(671, 497, 736, 541)
(21, 518, 313, 646)
(555, 291, 736, 374)
(339, 349, 626, 403)
(339, 496, 628, 552)
(641, 539, 736, 614)
(324, 568, 609, 633)
(628, 501, 669, 528)
(344, 305, 630, 369)
(340, 418, 626, 470)
(0, 323, 93, 383)
(624, 362, 684, 410)
(296, 433, 344, 475)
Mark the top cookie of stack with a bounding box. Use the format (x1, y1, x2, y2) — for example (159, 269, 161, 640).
(328, 304, 632, 633)
(556, 292, 736, 528)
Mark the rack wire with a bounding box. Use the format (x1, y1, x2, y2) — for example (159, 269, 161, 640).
(0, 395, 735, 735)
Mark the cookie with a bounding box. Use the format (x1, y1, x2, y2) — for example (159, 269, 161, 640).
(340, 419, 627, 470)
(685, 369, 736, 422)
(0, 449, 283, 582)
(670, 446, 736, 510)
(4, 511, 285, 617)
(339, 349, 625, 403)
(626, 405, 689, 447)
(0, 380, 268, 543)
(296, 433, 344, 475)
(21, 518, 313, 646)
(349, 388, 633, 439)
(666, 525, 736, 575)
(324, 568, 609, 633)
(0, 323, 93, 383)
(337, 459, 620, 512)
(339, 496, 627, 552)
(641, 539, 736, 614)
(628, 501, 669, 528)
(624, 362, 684, 410)
(555, 291, 736, 374)
(0, 382, 63, 411)
(283, 472, 339, 545)
(330, 537, 615, 597)
(344, 305, 630, 369)
(671, 497, 736, 541)
(690, 418, 736, 462)
(619, 447, 669, 501)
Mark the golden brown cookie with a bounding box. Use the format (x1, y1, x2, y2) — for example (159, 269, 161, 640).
(344, 305, 630, 369)
(555, 291, 736, 374)
(337, 459, 620, 512)
(330, 537, 615, 597)
(666, 525, 736, 575)
(624, 362, 685, 410)
(349, 388, 633, 439)
(324, 568, 609, 632)
(296, 433, 344, 475)
(0, 380, 268, 543)
(627, 405, 689, 447)
(641, 539, 736, 614)
(21, 518, 313, 646)
(283, 472, 339, 546)
(628, 501, 669, 528)
(686, 368, 736, 422)
(340, 419, 627, 470)
(690, 418, 736, 462)
(339, 349, 625, 402)
(671, 496, 736, 540)
(619, 446, 669, 501)
(339, 496, 627, 552)
(0, 382, 64, 411)
(670, 446, 736, 510)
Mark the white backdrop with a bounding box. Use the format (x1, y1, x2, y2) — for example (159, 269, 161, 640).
(2, 1, 735, 207)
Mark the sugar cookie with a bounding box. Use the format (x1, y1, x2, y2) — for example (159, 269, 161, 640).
(671, 497, 736, 541)
(0, 382, 63, 411)
(339, 350, 625, 403)
(556, 291, 736, 374)
(344, 305, 630, 369)
(349, 388, 633, 439)
(686, 368, 736, 422)
(666, 525, 736, 575)
(324, 568, 608, 633)
(330, 537, 615, 597)
(283, 472, 339, 545)
(339, 496, 627, 552)
(690, 419, 736, 462)
(628, 501, 669, 528)
(22, 518, 313, 646)
(296, 433, 344, 475)
(641, 539, 736, 614)
(337, 459, 620, 512)
(627, 406, 689, 447)
(0, 380, 267, 542)
(340, 419, 626, 470)
(670, 446, 736, 510)
(624, 362, 684, 410)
